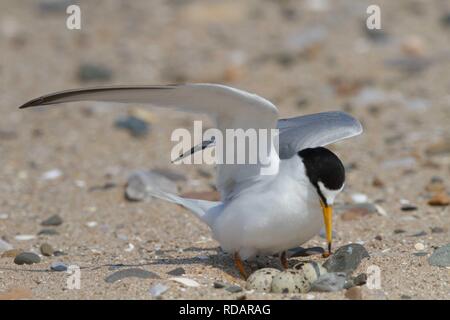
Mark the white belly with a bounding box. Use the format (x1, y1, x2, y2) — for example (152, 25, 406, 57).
(210, 161, 323, 260)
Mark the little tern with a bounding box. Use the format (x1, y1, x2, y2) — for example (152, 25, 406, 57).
(20, 83, 363, 278)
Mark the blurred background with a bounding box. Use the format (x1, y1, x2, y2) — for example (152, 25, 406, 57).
(0, 0, 449, 299)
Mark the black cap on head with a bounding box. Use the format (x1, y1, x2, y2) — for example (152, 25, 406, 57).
(298, 147, 345, 194)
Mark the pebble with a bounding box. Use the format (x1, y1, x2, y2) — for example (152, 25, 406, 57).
(41, 169, 62, 180)
(167, 267, 185, 276)
(0, 239, 13, 252)
(40, 243, 54, 256)
(441, 13, 450, 27)
(38, 229, 59, 236)
(345, 287, 362, 300)
(14, 235, 36, 241)
(323, 243, 370, 274)
(426, 140, 450, 156)
(125, 170, 178, 201)
(431, 227, 446, 234)
(428, 243, 450, 267)
(271, 270, 310, 294)
(213, 282, 227, 289)
(339, 203, 377, 221)
(149, 283, 169, 298)
(115, 116, 150, 138)
(311, 272, 348, 292)
(0, 213, 8, 220)
(77, 63, 113, 82)
(53, 250, 66, 256)
(411, 231, 427, 237)
(41, 214, 63, 226)
(414, 243, 425, 251)
(105, 268, 160, 283)
(401, 204, 418, 211)
(425, 177, 445, 193)
(226, 285, 243, 293)
(14, 252, 41, 265)
(351, 193, 369, 204)
(245, 268, 280, 292)
(1, 249, 21, 258)
(394, 229, 406, 234)
(428, 192, 450, 206)
(50, 262, 68, 272)
(169, 277, 200, 287)
(86, 221, 98, 228)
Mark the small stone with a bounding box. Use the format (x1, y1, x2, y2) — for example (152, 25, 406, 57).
(345, 286, 362, 300)
(86, 221, 98, 228)
(149, 283, 169, 298)
(167, 267, 185, 276)
(401, 294, 412, 300)
(14, 235, 36, 241)
(372, 177, 384, 188)
(413, 252, 428, 257)
(394, 229, 406, 234)
(50, 262, 68, 272)
(78, 63, 113, 82)
(401, 205, 418, 211)
(41, 169, 62, 180)
(14, 252, 41, 265)
(271, 270, 311, 294)
(426, 140, 450, 156)
(411, 231, 427, 237)
(323, 243, 370, 274)
(428, 192, 450, 206)
(441, 13, 450, 27)
(226, 285, 243, 293)
(1, 249, 22, 258)
(53, 250, 66, 256)
(311, 272, 348, 292)
(352, 273, 367, 286)
(0, 213, 9, 220)
(246, 268, 280, 292)
(41, 214, 63, 226)
(115, 116, 150, 138)
(105, 268, 160, 283)
(425, 177, 446, 193)
(38, 229, 59, 236)
(431, 227, 446, 234)
(351, 193, 368, 204)
(213, 282, 227, 289)
(414, 243, 425, 251)
(125, 170, 178, 201)
(374, 235, 382, 241)
(428, 243, 450, 267)
(0, 239, 13, 252)
(40, 243, 54, 256)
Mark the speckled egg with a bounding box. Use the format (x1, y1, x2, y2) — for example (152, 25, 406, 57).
(271, 270, 311, 294)
(245, 268, 280, 292)
(294, 261, 327, 284)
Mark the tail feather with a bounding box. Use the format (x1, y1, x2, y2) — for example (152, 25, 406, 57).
(149, 189, 221, 226)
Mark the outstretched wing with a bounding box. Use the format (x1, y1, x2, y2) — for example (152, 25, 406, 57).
(276, 111, 363, 159)
(20, 83, 280, 200)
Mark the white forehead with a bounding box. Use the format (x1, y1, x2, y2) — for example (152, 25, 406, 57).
(318, 181, 344, 205)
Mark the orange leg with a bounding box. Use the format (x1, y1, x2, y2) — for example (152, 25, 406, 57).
(234, 252, 248, 280)
(280, 251, 289, 269)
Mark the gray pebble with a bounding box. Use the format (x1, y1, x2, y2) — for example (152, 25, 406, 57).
(226, 285, 243, 293)
(323, 243, 370, 274)
(311, 272, 348, 292)
(246, 268, 280, 292)
(38, 229, 59, 236)
(213, 282, 227, 289)
(41, 214, 63, 226)
(167, 267, 185, 276)
(105, 268, 160, 283)
(271, 270, 310, 294)
(14, 252, 41, 265)
(149, 283, 169, 298)
(40, 243, 54, 256)
(50, 262, 68, 272)
(125, 171, 178, 201)
(0, 238, 13, 252)
(78, 63, 113, 82)
(115, 116, 150, 138)
(53, 250, 66, 256)
(428, 243, 450, 267)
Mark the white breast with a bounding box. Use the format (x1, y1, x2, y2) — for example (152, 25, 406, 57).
(210, 156, 323, 260)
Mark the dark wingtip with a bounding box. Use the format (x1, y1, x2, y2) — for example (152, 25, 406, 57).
(19, 97, 46, 109)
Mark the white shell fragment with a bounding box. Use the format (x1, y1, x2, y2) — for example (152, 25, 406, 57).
(169, 277, 200, 287)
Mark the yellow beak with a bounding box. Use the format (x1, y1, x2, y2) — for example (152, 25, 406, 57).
(321, 201, 333, 255)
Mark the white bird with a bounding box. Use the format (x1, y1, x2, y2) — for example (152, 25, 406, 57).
(20, 83, 363, 278)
